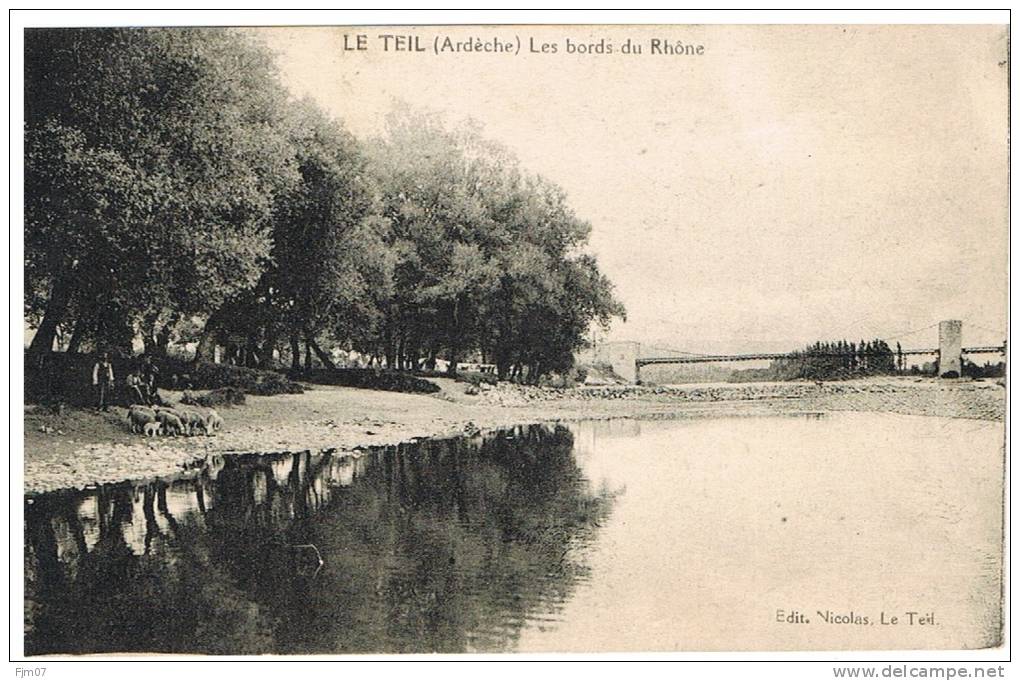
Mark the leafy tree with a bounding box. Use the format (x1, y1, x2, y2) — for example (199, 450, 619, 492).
(367, 107, 504, 372)
(480, 177, 624, 380)
(25, 28, 297, 362)
(260, 101, 387, 368)
(368, 107, 624, 379)
(26, 36, 625, 385)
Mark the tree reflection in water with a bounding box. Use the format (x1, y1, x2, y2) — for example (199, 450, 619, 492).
(24, 424, 618, 655)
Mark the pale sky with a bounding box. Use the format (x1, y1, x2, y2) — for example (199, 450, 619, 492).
(255, 24, 1008, 353)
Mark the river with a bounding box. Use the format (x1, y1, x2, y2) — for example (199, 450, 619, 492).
(23, 412, 1003, 654)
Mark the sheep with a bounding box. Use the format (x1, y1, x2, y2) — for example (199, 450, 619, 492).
(143, 421, 162, 438)
(205, 409, 223, 435)
(128, 406, 157, 434)
(180, 410, 208, 436)
(153, 405, 184, 420)
(155, 410, 184, 437)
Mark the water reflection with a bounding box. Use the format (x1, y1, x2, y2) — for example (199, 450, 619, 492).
(24, 424, 618, 655)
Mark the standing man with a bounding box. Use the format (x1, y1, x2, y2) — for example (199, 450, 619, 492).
(140, 355, 160, 404)
(92, 352, 114, 412)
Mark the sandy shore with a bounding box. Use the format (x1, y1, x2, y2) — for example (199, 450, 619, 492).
(23, 376, 1005, 495)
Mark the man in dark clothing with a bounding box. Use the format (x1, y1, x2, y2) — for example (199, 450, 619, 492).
(140, 356, 160, 403)
(92, 352, 114, 411)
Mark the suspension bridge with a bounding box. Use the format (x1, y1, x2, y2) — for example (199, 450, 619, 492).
(592, 320, 1006, 384)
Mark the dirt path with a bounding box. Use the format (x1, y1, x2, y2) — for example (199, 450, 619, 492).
(23, 376, 1005, 494)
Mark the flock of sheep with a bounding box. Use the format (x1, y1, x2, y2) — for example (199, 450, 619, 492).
(127, 404, 223, 438)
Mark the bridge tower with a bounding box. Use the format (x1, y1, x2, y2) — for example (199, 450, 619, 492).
(938, 319, 962, 378)
(595, 340, 640, 383)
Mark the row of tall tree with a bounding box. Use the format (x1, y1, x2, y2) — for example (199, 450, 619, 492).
(731, 339, 903, 382)
(25, 28, 625, 380)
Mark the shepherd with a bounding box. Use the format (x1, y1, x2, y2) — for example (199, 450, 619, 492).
(140, 355, 160, 404)
(92, 352, 114, 412)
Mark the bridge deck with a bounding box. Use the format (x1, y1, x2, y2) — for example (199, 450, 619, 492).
(635, 346, 1005, 366)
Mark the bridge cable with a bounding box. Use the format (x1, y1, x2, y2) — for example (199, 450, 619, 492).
(965, 321, 1006, 336)
(877, 322, 939, 343)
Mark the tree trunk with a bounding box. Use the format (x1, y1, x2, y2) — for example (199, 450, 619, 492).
(194, 308, 226, 363)
(408, 338, 423, 370)
(307, 337, 337, 370)
(66, 316, 90, 354)
(384, 324, 396, 369)
(446, 297, 461, 376)
(140, 310, 161, 356)
(395, 335, 404, 370)
(494, 345, 512, 381)
(290, 334, 301, 371)
(27, 276, 71, 366)
(246, 340, 260, 368)
(153, 314, 180, 358)
(260, 329, 279, 369)
(194, 330, 217, 364)
(304, 340, 313, 370)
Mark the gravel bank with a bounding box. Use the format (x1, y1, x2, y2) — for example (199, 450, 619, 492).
(23, 377, 1005, 495)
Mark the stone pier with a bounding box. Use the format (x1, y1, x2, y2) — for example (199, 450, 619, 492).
(938, 320, 962, 378)
(594, 340, 640, 383)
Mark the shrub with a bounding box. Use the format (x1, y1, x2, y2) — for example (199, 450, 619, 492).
(539, 366, 588, 389)
(411, 368, 448, 379)
(162, 359, 304, 396)
(23, 352, 303, 407)
(295, 368, 440, 394)
(455, 370, 498, 387)
(192, 387, 247, 408)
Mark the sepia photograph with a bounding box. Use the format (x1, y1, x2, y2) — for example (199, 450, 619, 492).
(12, 10, 1010, 667)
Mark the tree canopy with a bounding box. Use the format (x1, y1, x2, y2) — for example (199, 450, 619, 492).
(24, 28, 624, 382)
(26, 28, 297, 361)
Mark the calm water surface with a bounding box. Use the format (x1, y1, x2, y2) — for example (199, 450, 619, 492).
(24, 413, 1003, 654)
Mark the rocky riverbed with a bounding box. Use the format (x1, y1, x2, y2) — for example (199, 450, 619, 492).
(23, 376, 1005, 494)
(471, 377, 1007, 420)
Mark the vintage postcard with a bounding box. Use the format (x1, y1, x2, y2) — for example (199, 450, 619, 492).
(16, 17, 1009, 661)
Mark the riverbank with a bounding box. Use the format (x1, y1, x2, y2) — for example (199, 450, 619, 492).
(23, 376, 1005, 494)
